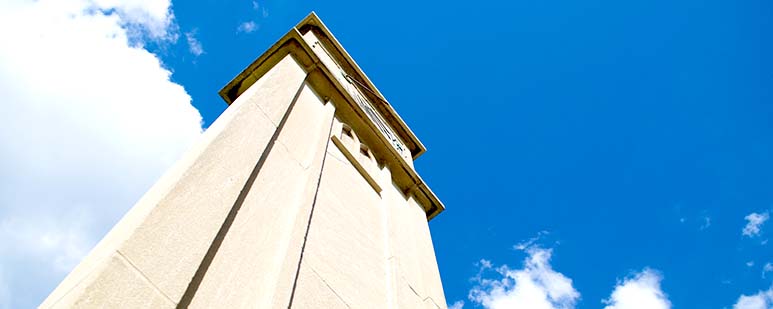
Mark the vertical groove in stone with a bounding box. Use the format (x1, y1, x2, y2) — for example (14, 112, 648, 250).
(176, 75, 310, 308)
(286, 104, 336, 309)
(381, 168, 396, 308)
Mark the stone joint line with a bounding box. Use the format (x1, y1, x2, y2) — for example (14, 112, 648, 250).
(286, 100, 337, 309)
(116, 250, 177, 306)
(309, 267, 352, 309)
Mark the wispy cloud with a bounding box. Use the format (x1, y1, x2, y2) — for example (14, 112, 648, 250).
(238, 0, 267, 34)
(185, 30, 204, 56)
(238, 21, 258, 34)
(602, 269, 671, 309)
(743, 212, 769, 237)
(514, 231, 550, 251)
(763, 263, 773, 279)
(700, 216, 711, 230)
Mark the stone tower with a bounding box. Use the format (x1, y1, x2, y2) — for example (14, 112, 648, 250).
(41, 12, 447, 308)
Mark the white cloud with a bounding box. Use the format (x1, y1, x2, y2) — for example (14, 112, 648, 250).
(602, 269, 671, 309)
(2, 215, 92, 273)
(448, 300, 465, 309)
(185, 30, 204, 56)
(467, 240, 674, 309)
(238, 21, 258, 33)
(763, 263, 773, 279)
(700, 216, 711, 230)
(733, 284, 773, 309)
(0, 0, 202, 307)
(743, 212, 769, 237)
(0, 268, 9, 309)
(94, 0, 177, 40)
(238, 0, 266, 34)
(468, 246, 580, 309)
(480, 259, 493, 269)
(514, 230, 550, 250)
(747, 261, 756, 267)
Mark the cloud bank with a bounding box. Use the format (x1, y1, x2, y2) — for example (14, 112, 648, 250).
(459, 242, 671, 309)
(0, 0, 202, 307)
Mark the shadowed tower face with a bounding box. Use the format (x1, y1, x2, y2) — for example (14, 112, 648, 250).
(41, 13, 447, 309)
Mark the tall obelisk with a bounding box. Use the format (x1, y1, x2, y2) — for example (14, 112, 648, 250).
(41, 12, 447, 308)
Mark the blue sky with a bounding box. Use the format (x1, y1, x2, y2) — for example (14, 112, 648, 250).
(1, 0, 772, 308)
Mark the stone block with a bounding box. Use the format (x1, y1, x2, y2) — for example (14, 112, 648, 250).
(43, 252, 173, 308)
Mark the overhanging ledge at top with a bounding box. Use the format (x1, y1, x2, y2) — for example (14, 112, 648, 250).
(217, 12, 444, 219)
(219, 12, 427, 160)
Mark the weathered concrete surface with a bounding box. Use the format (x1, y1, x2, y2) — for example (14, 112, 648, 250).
(291, 141, 389, 308)
(188, 84, 334, 308)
